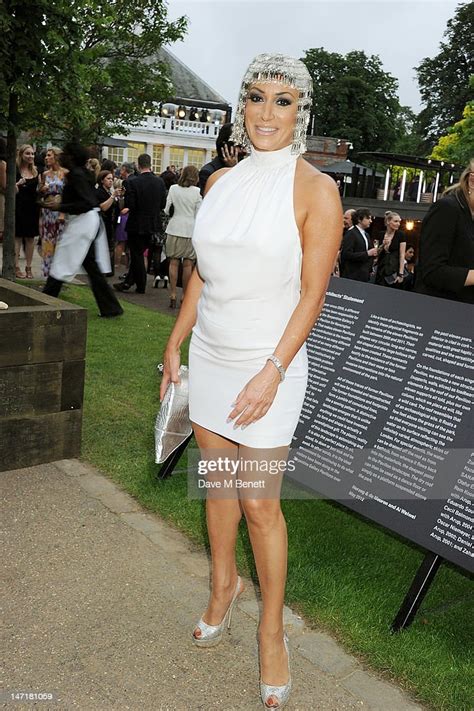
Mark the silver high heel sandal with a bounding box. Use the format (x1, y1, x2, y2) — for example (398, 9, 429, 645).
(192, 576, 242, 648)
(260, 633, 292, 710)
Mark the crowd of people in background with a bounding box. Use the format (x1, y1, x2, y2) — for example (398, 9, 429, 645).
(0, 124, 242, 307)
(338, 207, 414, 290)
(0, 132, 472, 306)
(0, 143, 193, 295)
(337, 157, 474, 305)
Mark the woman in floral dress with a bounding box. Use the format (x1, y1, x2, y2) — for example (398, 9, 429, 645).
(38, 147, 66, 278)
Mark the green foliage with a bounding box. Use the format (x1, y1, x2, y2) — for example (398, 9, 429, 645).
(0, 0, 79, 134)
(392, 107, 425, 157)
(0, 0, 188, 142)
(302, 48, 402, 151)
(415, 3, 474, 145)
(0, 0, 187, 279)
(430, 99, 474, 167)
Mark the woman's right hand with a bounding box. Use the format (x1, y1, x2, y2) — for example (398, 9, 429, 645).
(44, 194, 61, 208)
(160, 343, 181, 401)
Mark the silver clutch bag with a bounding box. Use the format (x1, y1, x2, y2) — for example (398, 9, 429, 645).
(155, 364, 193, 464)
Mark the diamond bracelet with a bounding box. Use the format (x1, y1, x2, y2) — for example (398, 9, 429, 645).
(266, 354, 286, 382)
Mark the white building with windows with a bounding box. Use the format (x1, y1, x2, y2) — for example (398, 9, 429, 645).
(102, 48, 232, 173)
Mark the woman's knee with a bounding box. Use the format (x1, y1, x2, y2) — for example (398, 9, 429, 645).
(241, 497, 283, 530)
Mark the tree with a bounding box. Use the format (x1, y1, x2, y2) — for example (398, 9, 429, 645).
(390, 107, 426, 156)
(390, 106, 422, 155)
(0, 0, 79, 279)
(430, 100, 474, 167)
(302, 48, 402, 152)
(0, 0, 187, 280)
(415, 2, 474, 146)
(34, 2, 188, 143)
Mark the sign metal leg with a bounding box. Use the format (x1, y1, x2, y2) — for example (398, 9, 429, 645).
(391, 551, 443, 633)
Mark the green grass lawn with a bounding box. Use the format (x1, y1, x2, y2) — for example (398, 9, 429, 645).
(61, 284, 473, 711)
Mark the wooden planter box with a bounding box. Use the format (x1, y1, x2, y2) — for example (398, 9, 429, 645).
(0, 279, 87, 472)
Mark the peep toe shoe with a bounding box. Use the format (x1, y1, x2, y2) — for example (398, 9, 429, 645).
(192, 576, 242, 648)
(260, 633, 292, 710)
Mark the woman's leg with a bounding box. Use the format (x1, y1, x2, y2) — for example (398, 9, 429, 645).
(239, 445, 290, 692)
(14, 237, 22, 268)
(168, 257, 179, 300)
(114, 241, 122, 267)
(24, 237, 34, 270)
(182, 258, 194, 295)
(191, 422, 243, 635)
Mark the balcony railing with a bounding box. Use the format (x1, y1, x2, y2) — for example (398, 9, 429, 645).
(132, 116, 220, 138)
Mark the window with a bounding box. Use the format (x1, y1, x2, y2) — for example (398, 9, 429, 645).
(127, 141, 146, 166)
(169, 147, 185, 170)
(107, 146, 124, 166)
(186, 148, 206, 169)
(152, 145, 163, 174)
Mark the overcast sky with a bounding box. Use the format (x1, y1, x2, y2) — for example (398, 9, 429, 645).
(166, 0, 462, 112)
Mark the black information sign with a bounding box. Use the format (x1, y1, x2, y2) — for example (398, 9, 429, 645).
(290, 278, 474, 575)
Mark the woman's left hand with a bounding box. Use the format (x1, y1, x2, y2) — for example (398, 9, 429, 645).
(227, 362, 281, 429)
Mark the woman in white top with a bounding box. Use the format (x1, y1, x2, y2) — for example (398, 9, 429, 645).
(164, 165, 202, 308)
(161, 54, 341, 709)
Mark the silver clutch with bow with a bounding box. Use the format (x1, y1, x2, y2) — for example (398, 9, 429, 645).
(155, 364, 193, 464)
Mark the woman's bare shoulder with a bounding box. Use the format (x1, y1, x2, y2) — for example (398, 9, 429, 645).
(295, 158, 341, 208)
(296, 157, 337, 189)
(204, 167, 232, 196)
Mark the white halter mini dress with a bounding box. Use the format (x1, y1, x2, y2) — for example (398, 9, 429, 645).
(189, 143, 308, 448)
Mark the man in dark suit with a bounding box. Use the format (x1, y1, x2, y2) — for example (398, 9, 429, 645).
(114, 153, 166, 294)
(160, 165, 177, 190)
(340, 208, 378, 282)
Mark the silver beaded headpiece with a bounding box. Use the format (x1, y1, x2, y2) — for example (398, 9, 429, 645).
(230, 53, 313, 156)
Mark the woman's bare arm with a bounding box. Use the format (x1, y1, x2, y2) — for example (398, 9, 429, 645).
(272, 169, 342, 369)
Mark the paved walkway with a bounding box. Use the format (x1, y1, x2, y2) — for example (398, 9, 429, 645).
(2, 459, 425, 711)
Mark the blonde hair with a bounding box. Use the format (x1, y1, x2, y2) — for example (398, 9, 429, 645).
(443, 158, 474, 204)
(86, 158, 101, 179)
(384, 210, 401, 226)
(46, 146, 62, 164)
(17, 144, 38, 177)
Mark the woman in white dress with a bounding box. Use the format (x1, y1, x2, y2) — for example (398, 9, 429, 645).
(161, 54, 342, 709)
(164, 165, 202, 308)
